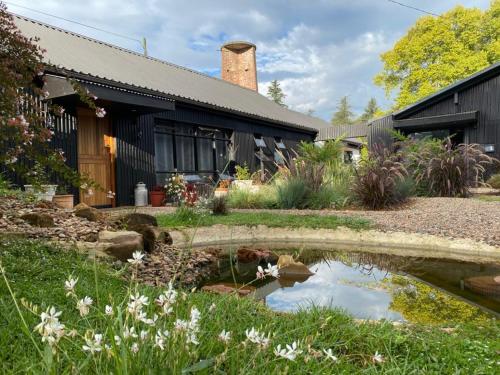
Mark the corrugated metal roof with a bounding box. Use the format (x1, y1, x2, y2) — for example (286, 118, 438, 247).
(316, 124, 368, 141)
(13, 14, 330, 132)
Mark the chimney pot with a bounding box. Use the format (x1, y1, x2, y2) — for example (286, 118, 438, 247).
(221, 41, 258, 91)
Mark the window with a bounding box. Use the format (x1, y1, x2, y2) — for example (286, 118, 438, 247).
(275, 138, 286, 149)
(254, 135, 267, 148)
(274, 138, 287, 164)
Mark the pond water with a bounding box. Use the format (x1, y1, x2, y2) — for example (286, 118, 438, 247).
(203, 248, 500, 324)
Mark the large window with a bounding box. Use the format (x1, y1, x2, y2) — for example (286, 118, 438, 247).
(154, 120, 231, 184)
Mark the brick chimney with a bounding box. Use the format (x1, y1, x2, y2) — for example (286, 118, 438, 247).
(221, 41, 258, 91)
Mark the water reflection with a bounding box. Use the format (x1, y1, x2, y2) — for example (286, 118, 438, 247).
(205, 248, 500, 324)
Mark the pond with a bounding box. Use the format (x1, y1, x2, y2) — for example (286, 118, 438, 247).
(203, 248, 500, 324)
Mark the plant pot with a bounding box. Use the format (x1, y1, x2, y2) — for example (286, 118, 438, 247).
(149, 191, 166, 207)
(52, 194, 74, 209)
(232, 180, 253, 190)
(24, 184, 58, 202)
(214, 188, 228, 198)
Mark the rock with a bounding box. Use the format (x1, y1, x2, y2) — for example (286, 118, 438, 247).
(35, 200, 58, 210)
(122, 213, 158, 228)
(20, 213, 55, 228)
(97, 230, 144, 261)
(236, 247, 278, 263)
(128, 224, 172, 252)
(74, 204, 101, 222)
(277, 255, 314, 277)
(201, 283, 255, 296)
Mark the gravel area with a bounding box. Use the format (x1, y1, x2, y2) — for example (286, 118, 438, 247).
(103, 197, 500, 247)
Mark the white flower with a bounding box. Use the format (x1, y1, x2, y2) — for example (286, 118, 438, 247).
(245, 327, 270, 348)
(127, 294, 149, 318)
(105, 305, 113, 316)
(114, 335, 121, 345)
(140, 313, 158, 326)
(64, 277, 78, 297)
(155, 283, 177, 315)
(264, 263, 280, 278)
(76, 296, 93, 317)
(256, 265, 265, 279)
(218, 330, 231, 344)
(83, 333, 103, 354)
(323, 348, 339, 362)
(372, 351, 385, 364)
(34, 306, 65, 346)
(174, 307, 201, 345)
(123, 326, 138, 339)
(174, 319, 188, 331)
(140, 330, 149, 341)
(274, 341, 302, 361)
(128, 251, 145, 266)
(209, 303, 216, 312)
(130, 342, 139, 354)
(95, 107, 106, 118)
(154, 331, 167, 350)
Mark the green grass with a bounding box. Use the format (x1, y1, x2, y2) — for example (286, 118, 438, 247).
(157, 210, 371, 230)
(1, 237, 499, 374)
(475, 195, 500, 202)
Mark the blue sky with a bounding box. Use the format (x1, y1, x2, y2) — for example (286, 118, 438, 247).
(6, 0, 491, 121)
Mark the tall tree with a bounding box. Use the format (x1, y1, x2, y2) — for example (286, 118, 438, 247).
(267, 80, 287, 107)
(330, 96, 354, 125)
(358, 98, 380, 123)
(375, 0, 500, 110)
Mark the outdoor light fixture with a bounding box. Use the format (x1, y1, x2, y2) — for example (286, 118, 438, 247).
(484, 144, 495, 153)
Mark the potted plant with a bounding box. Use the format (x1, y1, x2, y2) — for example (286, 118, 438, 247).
(24, 162, 58, 201)
(165, 174, 186, 205)
(232, 163, 253, 190)
(52, 185, 74, 209)
(215, 179, 231, 197)
(149, 185, 166, 207)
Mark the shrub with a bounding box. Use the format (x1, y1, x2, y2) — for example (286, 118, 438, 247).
(487, 173, 500, 189)
(227, 186, 277, 209)
(352, 146, 408, 209)
(307, 185, 351, 209)
(276, 178, 309, 209)
(235, 163, 251, 180)
(211, 196, 229, 215)
(412, 138, 497, 197)
(394, 176, 416, 202)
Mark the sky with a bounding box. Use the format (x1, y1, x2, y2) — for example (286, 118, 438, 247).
(4, 0, 492, 122)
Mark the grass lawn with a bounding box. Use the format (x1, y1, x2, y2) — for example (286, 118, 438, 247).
(157, 210, 371, 230)
(475, 195, 500, 202)
(1, 237, 499, 373)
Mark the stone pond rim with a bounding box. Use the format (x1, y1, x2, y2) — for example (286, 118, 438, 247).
(169, 225, 500, 264)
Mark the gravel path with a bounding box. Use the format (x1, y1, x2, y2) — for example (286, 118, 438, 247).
(104, 197, 500, 247)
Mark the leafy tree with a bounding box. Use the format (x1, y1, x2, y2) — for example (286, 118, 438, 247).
(375, 0, 500, 109)
(330, 96, 354, 126)
(0, 3, 100, 189)
(267, 80, 287, 107)
(358, 98, 380, 123)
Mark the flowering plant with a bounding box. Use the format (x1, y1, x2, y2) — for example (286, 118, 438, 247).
(165, 175, 186, 203)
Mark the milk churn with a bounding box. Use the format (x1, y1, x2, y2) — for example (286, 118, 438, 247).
(134, 182, 148, 206)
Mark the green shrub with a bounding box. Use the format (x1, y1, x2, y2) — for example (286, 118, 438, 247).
(276, 178, 309, 209)
(227, 186, 277, 209)
(235, 163, 251, 180)
(487, 173, 500, 189)
(394, 176, 416, 202)
(211, 196, 229, 215)
(352, 146, 408, 209)
(307, 185, 351, 209)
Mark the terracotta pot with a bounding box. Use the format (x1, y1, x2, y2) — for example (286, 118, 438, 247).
(149, 191, 166, 207)
(214, 188, 228, 198)
(52, 194, 74, 209)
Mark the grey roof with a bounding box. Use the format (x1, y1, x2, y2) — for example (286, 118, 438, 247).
(316, 124, 368, 141)
(13, 14, 330, 132)
(394, 62, 500, 119)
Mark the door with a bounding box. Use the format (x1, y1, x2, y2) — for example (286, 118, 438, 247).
(77, 108, 115, 207)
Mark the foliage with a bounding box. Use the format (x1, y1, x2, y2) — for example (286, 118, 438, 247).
(275, 178, 309, 209)
(227, 186, 277, 209)
(375, 1, 500, 109)
(157, 211, 371, 230)
(266, 79, 287, 107)
(487, 173, 500, 189)
(235, 163, 251, 180)
(358, 98, 381, 123)
(210, 196, 229, 215)
(298, 139, 343, 168)
(411, 138, 497, 197)
(352, 146, 408, 209)
(330, 96, 354, 125)
(0, 5, 100, 190)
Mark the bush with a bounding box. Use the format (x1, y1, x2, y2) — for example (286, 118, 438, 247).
(235, 163, 251, 180)
(211, 196, 229, 215)
(352, 146, 408, 209)
(307, 185, 350, 209)
(276, 178, 309, 209)
(412, 138, 497, 197)
(227, 187, 277, 209)
(394, 176, 416, 202)
(487, 173, 500, 189)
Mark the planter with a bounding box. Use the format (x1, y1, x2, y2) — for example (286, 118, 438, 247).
(149, 191, 166, 207)
(214, 188, 228, 198)
(24, 184, 58, 202)
(52, 194, 74, 209)
(232, 180, 253, 190)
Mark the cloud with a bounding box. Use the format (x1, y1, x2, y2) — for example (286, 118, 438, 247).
(7, 0, 492, 121)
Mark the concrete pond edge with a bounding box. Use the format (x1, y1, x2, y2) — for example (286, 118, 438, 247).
(170, 225, 500, 263)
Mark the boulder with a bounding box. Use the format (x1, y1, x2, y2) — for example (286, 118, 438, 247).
(122, 213, 158, 227)
(128, 224, 172, 252)
(20, 212, 55, 228)
(236, 247, 279, 263)
(74, 203, 101, 222)
(201, 283, 255, 296)
(98, 230, 144, 261)
(277, 255, 314, 277)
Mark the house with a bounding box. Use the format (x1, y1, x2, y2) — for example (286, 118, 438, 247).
(368, 62, 500, 163)
(12, 15, 329, 207)
(316, 124, 368, 163)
